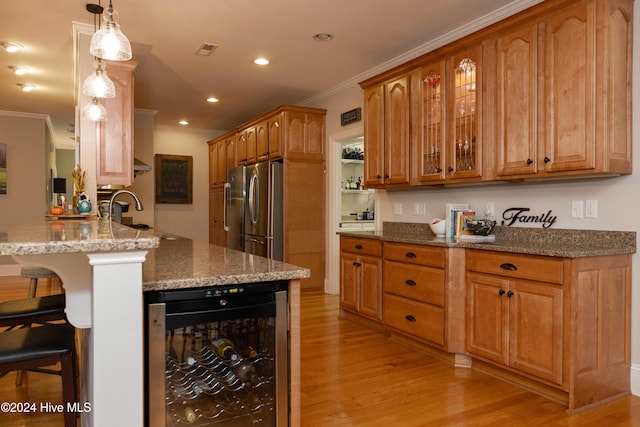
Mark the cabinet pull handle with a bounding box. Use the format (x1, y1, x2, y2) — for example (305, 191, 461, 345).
(526, 159, 533, 165)
(499, 263, 517, 271)
(405, 279, 417, 286)
(377, 174, 382, 179)
(384, 174, 390, 179)
(507, 290, 514, 298)
(436, 167, 442, 173)
(405, 252, 417, 259)
(499, 289, 506, 296)
(544, 156, 551, 163)
(355, 244, 363, 250)
(405, 315, 417, 322)
(448, 166, 454, 172)
(353, 261, 361, 267)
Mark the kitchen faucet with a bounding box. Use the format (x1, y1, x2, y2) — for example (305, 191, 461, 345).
(109, 190, 143, 223)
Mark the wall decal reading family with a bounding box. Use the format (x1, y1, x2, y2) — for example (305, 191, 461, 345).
(501, 208, 557, 228)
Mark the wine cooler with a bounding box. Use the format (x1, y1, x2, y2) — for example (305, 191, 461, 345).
(145, 280, 289, 427)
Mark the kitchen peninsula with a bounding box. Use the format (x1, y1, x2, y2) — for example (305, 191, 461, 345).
(0, 218, 307, 426)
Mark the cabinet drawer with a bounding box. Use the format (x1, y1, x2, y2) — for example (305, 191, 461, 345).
(466, 250, 564, 285)
(340, 236, 382, 257)
(384, 294, 444, 346)
(384, 242, 445, 268)
(383, 260, 444, 306)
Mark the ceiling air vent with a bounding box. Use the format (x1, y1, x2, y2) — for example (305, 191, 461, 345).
(195, 43, 219, 56)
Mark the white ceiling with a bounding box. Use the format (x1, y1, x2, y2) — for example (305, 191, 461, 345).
(0, 0, 540, 148)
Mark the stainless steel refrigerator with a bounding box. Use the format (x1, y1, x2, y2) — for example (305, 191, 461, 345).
(244, 161, 283, 260)
(225, 165, 245, 251)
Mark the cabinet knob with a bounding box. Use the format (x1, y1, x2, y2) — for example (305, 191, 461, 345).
(448, 167, 454, 172)
(526, 159, 533, 165)
(405, 252, 417, 259)
(404, 314, 417, 322)
(377, 174, 382, 179)
(384, 174, 390, 179)
(355, 244, 363, 250)
(507, 290, 514, 298)
(499, 289, 506, 296)
(499, 263, 518, 271)
(353, 261, 362, 267)
(436, 168, 442, 173)
(544, 156, 551, 163)
(405, 279, 417, 287)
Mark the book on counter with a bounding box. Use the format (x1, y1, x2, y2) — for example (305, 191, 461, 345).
(445, 203, 470, 238)
(455, 210, 476, 241)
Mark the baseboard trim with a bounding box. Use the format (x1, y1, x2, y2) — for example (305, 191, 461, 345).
(630, 363, 640, 396)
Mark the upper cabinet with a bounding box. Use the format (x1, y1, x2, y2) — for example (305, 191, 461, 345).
(96, 60, 137, 186)
(363, 75, 410, 188)
(497, 0, 632, 178)
(362, 0, 632, 189)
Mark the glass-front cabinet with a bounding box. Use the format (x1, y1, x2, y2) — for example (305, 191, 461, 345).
(413, 45, 483, 184)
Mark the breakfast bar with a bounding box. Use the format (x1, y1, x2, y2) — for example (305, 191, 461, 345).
(0, 218, 308, 426)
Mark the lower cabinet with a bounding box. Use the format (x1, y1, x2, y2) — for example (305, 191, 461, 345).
(339, 237, 383, 322)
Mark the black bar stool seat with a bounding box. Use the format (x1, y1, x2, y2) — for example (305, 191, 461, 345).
(0, 323, 77, 427)
(0, 294, 66, 328)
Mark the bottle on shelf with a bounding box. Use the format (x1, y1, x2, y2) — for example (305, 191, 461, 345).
(235, 360, 259, 385)
(212, 337, 240, 361)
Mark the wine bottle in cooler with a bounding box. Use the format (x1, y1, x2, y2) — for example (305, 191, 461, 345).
(235, 360, 259, 385)
(212, 337, 240, 361)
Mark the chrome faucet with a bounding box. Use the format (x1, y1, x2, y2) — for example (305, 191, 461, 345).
(109, 190, 143, 223)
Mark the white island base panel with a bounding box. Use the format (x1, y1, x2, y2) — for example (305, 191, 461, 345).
(13, 250, 148, 427)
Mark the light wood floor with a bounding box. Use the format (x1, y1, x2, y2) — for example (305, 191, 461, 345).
(1, 277, 640, 426)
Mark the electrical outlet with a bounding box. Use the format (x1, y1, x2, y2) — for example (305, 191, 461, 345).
(571, 200, 584, 218)
(419, 203, 426, 215)
(413, 203, 420, 215)
(585, 200, 598, 218)
(485, 202, 495, 217)
(393, 203, 403, 215)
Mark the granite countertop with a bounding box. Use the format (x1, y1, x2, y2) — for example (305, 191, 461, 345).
(0, 218, 160, 256)
(142, 236, 310, 291)
(338, 222, 636, 258)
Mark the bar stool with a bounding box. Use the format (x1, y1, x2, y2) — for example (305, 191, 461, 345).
(20, 266, 60, 298)
(0, 323, 77, 427)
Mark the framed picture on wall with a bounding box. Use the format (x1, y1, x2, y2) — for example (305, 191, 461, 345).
(155, 154, 193, 204)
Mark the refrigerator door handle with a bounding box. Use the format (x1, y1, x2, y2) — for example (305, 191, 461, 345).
(246, 237, 265, 245)
(223, 182, 230, 232)
(248, 171, 259, 226)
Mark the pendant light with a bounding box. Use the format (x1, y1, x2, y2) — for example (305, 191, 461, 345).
(82, 97, 108, 121)
(89, 0, 132, 61)
(83, 59, 115, 98)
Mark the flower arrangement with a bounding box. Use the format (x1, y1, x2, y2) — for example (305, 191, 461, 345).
(71, 165, 87, 194)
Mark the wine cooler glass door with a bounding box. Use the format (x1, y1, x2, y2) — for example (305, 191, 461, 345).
(146, 284, 288, 427)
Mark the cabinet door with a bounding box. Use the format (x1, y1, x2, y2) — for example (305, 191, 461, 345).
(363, 85, 385, 187)
(256, 120, 269, 162)
(446, 46, 483, 180)
(225, 134, 237, 170)
(466, 273, 508, 364)
(245, 126, 257, 165)
(359, 255, 383, 320)
(236, 131, 247, 165)
(209, 187, 226, 246)
(216, 140, 226, 186)
(496, 23, 539, 177)
(508, 280, 563, 385)
(384, 76, 411, 185)
(413, 60, 447, 183)
(96, 60, 136, 186)
(268, 114, 282, 160)
(340, 252, 359, 311)
(544, 0, 596, 172)
(208, 143, 216, 189)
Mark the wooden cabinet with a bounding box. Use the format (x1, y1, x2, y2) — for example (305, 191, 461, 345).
(208, 188, 225, 246)
(495, 0, 632, 178)
(339, 236, 383, 321)
(466, 249, 631, 412)
(383, 242, 465, 353)
(96, 60, 137, 186)
(362, 75, 410, 188)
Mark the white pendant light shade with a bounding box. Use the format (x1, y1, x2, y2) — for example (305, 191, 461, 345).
(89, 3, 132, 61)
(82, 97, 108, 121)
(83, 61, 116, 98)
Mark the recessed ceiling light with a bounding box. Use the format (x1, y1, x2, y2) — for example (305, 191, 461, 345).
(17, 83, 36, 92)
(9, 65, 29, 75)
(178, 120, 189, 126)
(253, 58, 270, 65)
(313, 33, 334, 41)
(1, 42, 23, 53)
(206, 97, 219, 103)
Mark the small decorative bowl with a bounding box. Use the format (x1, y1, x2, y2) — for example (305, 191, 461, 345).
(429, 219, 446, 236)
(464, 219, 496, 236)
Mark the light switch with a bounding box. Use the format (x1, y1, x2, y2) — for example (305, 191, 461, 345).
(393, 203, 403, 215)
(585, 200, 598, 218)
(571, 200, 584, 218)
